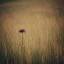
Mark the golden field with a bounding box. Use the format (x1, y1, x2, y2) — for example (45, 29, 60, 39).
(0, 0, 64, 64)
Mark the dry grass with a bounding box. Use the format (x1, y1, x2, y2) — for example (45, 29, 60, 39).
(0, 1, 64, 64)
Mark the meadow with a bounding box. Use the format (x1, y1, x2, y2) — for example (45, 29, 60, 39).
(0, 0, 64, 64)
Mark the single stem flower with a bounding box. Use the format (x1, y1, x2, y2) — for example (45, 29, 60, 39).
(19, 29, 26, 45)
(19, 29, 26, 64)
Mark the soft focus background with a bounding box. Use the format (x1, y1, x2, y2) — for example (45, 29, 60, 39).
(0, 0, 64, 64)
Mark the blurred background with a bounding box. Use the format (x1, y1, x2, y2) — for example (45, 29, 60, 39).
(0, 0, 64, 64)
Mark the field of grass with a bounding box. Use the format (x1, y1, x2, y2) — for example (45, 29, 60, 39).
(0, 0, 64, 64)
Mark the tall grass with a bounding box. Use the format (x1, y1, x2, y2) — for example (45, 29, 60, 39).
(0, 1, 64, 63)
(0, 36, 64, 64)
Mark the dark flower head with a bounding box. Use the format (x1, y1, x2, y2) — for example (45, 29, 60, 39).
(19, 29, 26, 33)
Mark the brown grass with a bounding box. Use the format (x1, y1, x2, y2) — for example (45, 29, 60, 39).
(0, 1, 64, 64)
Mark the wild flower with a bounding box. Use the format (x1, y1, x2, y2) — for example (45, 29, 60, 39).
(19, 29, 26, 33)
